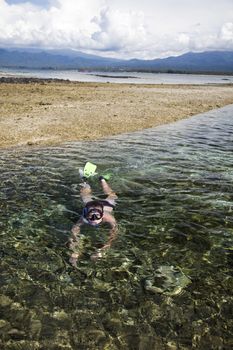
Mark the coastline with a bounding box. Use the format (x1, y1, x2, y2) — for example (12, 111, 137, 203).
(1, 77, 233, 149)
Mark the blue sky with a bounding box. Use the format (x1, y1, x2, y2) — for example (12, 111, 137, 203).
(2, 0, 233, 59)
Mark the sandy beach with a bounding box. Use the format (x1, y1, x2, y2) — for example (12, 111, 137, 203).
(0, 77, 233, 149)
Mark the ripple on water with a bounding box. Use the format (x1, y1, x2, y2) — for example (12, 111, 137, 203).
(0, 105, 233, 349)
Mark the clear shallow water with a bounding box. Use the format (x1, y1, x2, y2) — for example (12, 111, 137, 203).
(0, 105, 233, 349)
(1, 67, 233, 84)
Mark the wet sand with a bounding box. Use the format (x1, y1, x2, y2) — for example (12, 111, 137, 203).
(1, 78, 233, 148)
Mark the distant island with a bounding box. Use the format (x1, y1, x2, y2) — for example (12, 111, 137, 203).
(88, 73, 139, 79)
(0, 48, 233, 75)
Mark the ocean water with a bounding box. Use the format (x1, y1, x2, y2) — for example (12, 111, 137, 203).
(1, 67, 233, 85)
(0, 105, 233, 349)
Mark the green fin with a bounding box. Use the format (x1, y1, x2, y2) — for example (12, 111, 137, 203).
(103, 173, 112, 181)
(83, 162, 97, 178)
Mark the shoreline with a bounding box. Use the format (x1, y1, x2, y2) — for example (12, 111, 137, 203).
(1, 77, 233, 150)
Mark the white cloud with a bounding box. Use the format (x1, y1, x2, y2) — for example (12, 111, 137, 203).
(220, 22, 233, 42)
(91, 8, 146, 51)
(0, 0, 233, 58)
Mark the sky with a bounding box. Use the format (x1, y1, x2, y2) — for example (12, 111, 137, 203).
(1, 0, 233, 59)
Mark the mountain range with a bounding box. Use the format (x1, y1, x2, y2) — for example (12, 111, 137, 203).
(0, 48, 233, 74)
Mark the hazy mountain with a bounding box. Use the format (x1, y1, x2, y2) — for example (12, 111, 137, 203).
(0, 48, 123, 70)
(124, 51, 233, 73)
(6, 47, 122, 63)
(0, 48, 233, 74)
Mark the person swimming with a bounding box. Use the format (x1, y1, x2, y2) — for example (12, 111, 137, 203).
(68, 176, 118, 266)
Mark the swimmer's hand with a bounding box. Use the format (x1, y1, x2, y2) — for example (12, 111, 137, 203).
(69, 252, 80, 268)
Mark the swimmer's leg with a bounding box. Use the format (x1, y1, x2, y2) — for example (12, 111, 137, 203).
(80, 182, 93, 204)
(99, 177, 118, 203)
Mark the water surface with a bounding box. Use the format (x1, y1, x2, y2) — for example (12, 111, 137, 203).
(1, 68, 233, 85)
(0, 105, 233, 349)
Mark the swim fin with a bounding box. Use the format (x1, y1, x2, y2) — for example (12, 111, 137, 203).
(102, 173, 112, 181)
(82, 162, 97, 178)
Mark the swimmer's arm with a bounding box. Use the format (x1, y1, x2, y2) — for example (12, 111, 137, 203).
(72, 219, 83, 235)
(102, 214, 118, 250)
(67, 218, 84, 250)
(68, 218, 84, 267)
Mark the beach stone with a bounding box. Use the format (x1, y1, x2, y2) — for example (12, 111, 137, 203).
(144, 265, 191, 296)
(29, 319, 42, 339)
(7, 328, 26, 340)
(0, 319, 9, 328)
(3, 340, 40, 350)
(0, 295, 13, 307)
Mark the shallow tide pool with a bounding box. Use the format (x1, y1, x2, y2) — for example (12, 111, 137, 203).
(0, 105, 233, 349)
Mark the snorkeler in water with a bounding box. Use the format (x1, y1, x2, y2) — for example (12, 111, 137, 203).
(68, 175, 118, 267)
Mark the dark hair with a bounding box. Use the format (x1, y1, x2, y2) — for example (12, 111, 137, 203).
(85, 200, 104, 211)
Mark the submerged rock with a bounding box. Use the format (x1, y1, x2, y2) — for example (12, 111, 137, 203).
(144, 265, 191, 296)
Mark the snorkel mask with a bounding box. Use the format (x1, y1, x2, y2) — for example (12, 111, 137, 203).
(87, 208, 103, 221)
(83, 201, 104, 226)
